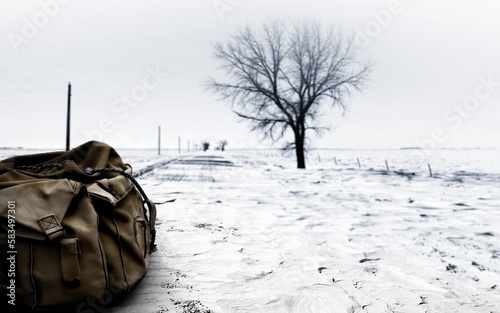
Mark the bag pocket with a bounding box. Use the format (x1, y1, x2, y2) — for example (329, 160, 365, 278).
(88, 174, 150, 292)
(134, 217, 148, 259)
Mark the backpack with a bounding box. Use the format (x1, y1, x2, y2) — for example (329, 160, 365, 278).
(0, 141, 157, 311)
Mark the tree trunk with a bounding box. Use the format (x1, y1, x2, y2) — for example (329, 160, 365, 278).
(295, 128, 306, 169)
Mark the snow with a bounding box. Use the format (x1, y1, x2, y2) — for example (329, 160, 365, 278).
(116, 148, 500, 312)
(2, 148, 500, 312)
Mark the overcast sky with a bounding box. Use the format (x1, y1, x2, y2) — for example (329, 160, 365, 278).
(0, 0, 499, 150)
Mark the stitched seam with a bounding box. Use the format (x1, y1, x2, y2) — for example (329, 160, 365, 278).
(96, 214, 109, 293)
(88, 193, 109, 294)
(113, 211, 129, 290)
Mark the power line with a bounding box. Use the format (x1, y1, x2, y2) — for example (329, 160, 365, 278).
(0, 65, 109, 109)
(0, 50, 67, 84)
(0, 49, 107, 105)
(0, 66, 57, 88)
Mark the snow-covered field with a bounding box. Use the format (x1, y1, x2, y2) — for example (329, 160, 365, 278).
(1, 148, 499, 312)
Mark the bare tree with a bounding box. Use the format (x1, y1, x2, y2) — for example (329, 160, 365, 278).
(218, 140, 228, 151)
(202, 140, 210, 151)
(208, 20, 371, 168)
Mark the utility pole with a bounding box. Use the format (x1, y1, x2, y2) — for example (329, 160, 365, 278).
(66, 82, 71, 151)
(158, 126, 161, 155)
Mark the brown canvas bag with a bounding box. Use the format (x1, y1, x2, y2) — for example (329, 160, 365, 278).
(0, 141, 156, 310)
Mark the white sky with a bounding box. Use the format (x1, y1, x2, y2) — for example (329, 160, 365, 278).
(0, 0, 499, 150)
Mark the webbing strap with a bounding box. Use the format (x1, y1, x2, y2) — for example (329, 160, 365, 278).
(39, 215, 66, 241)
(60, 238, 81, 288)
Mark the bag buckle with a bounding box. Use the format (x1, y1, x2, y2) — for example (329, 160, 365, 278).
(39, 215, 66, 240)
